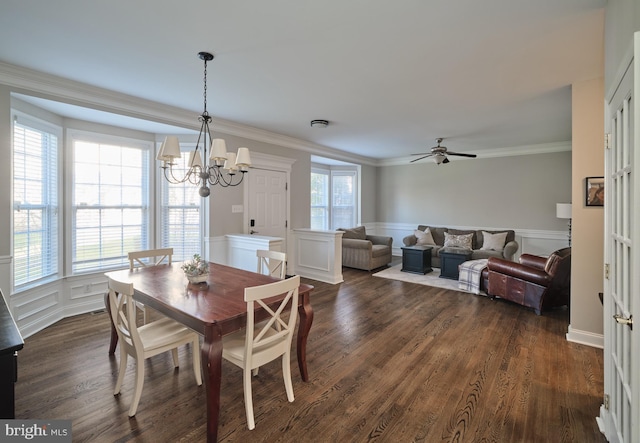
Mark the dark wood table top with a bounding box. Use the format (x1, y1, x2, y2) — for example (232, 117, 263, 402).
(106, 262, 314, 336)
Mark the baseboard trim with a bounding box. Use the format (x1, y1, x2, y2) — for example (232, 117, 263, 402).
(566, 325, 603, 349)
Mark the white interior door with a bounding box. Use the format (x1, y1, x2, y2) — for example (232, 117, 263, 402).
(599, 32, 639, 443)
(247, 168, 287, 241)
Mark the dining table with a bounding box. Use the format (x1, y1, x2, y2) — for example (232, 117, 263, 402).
(104, 262, 314, 442)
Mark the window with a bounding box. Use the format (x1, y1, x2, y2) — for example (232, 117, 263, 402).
(311, 166, 358, 230)
(331, 170, 356, 229)
(311, 169, 329, 229)
(159, 149, 202, 261)
(13, 115, 60, 288)
(70, 131, 150, 273)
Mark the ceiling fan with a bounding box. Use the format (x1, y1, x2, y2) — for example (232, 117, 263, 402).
(410, 138, 477, 164)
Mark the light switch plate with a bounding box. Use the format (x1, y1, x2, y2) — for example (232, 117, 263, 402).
(232, 205, 243, 213)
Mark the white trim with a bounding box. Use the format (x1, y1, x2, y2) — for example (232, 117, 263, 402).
(566, 325, 604, 349)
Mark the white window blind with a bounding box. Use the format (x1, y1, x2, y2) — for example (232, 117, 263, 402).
(160, 150, 202, 261)
(71, 135, 150, 273)
(311, 169, 329, 229)
(13, 116, 60, 287)
(331, 170, 357, 229)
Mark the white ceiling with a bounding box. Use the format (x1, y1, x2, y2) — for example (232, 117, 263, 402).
(0, 1, 605, 161)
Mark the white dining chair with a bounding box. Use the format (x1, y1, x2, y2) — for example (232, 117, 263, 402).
(127, 248, 173, 323)
(256, 249, 287, 279)
(107, 276, 202, 417)
(128, 248, 173, 271)
(222, 275, 300, 430)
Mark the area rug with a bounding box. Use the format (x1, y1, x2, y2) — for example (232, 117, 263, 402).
(373, 264, 486, 295)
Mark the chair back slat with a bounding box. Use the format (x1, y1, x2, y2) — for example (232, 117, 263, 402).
(256, 250, 287, 279)
(128, 248, 173, 271)
(107, 277, 142, 349)
(243, 276, 300, 363)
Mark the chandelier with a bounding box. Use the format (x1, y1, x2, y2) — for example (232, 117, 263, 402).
(157, 51, 251, 197)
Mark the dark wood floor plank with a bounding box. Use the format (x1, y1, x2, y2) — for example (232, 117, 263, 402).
(14, 265, 606, 442)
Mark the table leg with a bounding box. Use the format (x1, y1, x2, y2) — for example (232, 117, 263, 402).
(296, 292, 314, 382)
(104, 292, 118, 355)
(203, 324, 223, 443)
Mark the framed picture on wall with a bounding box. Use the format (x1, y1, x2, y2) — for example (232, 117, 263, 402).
(586, 176, 604, 206)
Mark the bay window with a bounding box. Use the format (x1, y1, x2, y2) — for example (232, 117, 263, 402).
(70, 131, 151, 273)
(159, 149, 203, 261)
(311, 166, 358, 230)
(12, 114, 60, 288)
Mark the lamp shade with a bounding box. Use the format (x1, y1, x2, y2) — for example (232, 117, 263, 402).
(158, 136, 181, 160)
(188, 150, 204, 169)
(235, 147, 251, 168)
(556, 203, 572, 219)
(223, 152, 238, 171)
(209, 138, 227, 161)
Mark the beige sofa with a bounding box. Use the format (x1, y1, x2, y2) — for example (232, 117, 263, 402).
(338, 226, 393, 271)
(402, 225, 518, 268)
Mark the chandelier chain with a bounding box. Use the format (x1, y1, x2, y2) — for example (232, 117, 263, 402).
(203, 58, 208, 115)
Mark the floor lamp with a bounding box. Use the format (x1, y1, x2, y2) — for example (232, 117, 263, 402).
(556, 203, 572, 246)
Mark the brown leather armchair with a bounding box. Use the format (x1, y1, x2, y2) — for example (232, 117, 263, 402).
(486, 247, 571, 315)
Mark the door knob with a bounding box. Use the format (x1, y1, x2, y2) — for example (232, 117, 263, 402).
(250, 229, 259, 234)
(613, 313, 633, 329)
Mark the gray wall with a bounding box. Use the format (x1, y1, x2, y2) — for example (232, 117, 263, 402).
(360, 163, 377, 224)
(376, 151, 572, 230)
(208, 133, 312, 237)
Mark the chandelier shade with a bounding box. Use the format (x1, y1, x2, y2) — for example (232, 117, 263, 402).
(158, 52, 251, 197)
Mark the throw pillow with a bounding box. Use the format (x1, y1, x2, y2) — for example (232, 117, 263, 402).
(414, 228, 436, 246)
(443, 232, 473, 250)
(339, 226, 367, 240)
(481, 231, 508, 251)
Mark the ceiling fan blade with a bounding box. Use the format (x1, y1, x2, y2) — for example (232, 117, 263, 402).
(411, 152, 431, 156)
(410, 154, 434, 163)
(447, 152, 477, 158)
(442, 157, 450, 164)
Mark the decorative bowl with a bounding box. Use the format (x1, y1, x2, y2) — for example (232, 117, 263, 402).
(187, 273, 209, 284)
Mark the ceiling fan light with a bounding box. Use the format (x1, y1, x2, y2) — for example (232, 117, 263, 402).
(434, 154, 446, 164)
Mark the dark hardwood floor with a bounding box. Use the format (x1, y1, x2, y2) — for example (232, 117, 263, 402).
(15, 263, 605, 442)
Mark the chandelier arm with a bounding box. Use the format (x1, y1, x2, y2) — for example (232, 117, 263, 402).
(163, 164, 191, 184)
(212, 168, 246, 187)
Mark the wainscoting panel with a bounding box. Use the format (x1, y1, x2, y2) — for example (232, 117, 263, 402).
(12, 283, 64, 338)
(292, 229, 343, 284)
(225, 234, 283, 273)
(371, 222, 568, 259)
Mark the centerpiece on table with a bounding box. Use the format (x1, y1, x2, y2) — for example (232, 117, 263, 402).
(181, 254, 209, 284)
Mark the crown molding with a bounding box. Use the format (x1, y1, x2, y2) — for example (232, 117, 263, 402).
(0, 61, 378, 166)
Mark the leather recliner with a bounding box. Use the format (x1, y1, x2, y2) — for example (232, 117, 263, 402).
(486, 247, 571, 315)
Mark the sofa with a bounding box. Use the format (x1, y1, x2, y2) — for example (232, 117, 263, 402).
(338, 226, 393, 271)
(402, 225, 519, 268)
(486, 247, 571, 315)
